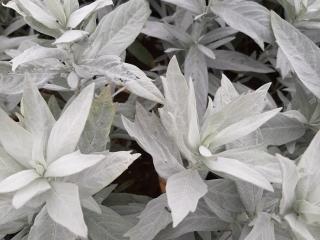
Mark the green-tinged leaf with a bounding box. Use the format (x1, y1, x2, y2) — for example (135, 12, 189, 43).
(46, 84, 95, 163)
(79, 87, 115, 153)
(166, 169, 208, 227)
(127, 40, 154, 68)
(46, 182, 87, 238)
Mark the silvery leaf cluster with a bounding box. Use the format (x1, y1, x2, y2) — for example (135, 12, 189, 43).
(1, 0, 320, 239)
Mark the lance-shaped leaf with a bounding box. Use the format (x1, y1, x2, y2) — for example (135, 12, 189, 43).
(298, 131, 320, 174)
(0, 147, 23, 181)
(0, 107, 33, 168)
(11, 45, 67, 71)
(29, 207, 77, 240)
(54, 30, 88, 44)
(67, 151, 140, 196)
(14, 0, 61, 29)
(22, 76, 55, 149)
(125, 194, 172, 240)
(155, 200, 229, 240)
(85, 205, 132, 240)
(12, 178, 51, 209)
(46, 182, 87, 238)
(203, 157, 274, 192)
(45, 151, 105, 177)
(122, 104, 184, 179)
(185, 45, 208, 117)
(79, 87, 115, 154)
(205, 108, 281, 148)
(162, 0, 203, 14)
(67, 0, 113, 28)
(245, 213, 275, 240)
(46, 84, 95, 163)
(207, 50, 273, 73)
(85, 0, 151, 57)
(285, 213, 316, 240)
(277, 155, 299, 215)
(166, 169, 208, 227)
(0, 170, 40, 193)
(271, 12, 320, 99)
(204, 179, 244, 223)
(75, 56, 164, 103)
(211, 0, 273, 49)
(260, 113, 305, 146)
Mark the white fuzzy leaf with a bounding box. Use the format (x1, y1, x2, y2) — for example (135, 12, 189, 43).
(67, 0, 113, 28)
(29, 207, 77, 240)
(46, 182, 87, 238)
(85, 0, 150, 57)
(67, 151, 140, 196)
(0, 107, 33, 167)
(271, 12, 320, 99)
(162, 0, 203, 14)
(245, 213, 275, 240)
(124, 194, 171, 240)
(166, 169, 208, 227)
(45, 151, 105, 177)
(46, 84, 95, 163)
(298, 131, 320, 174)
(54, 30, 88, 44)
(0, 170, 39, 193)
(277, 155, 299, 215)
(204, 157, 273, 192)
(285, 213, 316, 240)
(211, 0, 273, 49)
(122, 104, 184, 179)
(207, 108, 281, 148)
(12, 178, 51, 209)
(207, 50, 273, 73)
(11, 45, 66, 71)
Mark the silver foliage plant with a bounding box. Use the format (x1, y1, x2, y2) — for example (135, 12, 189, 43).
(0, 0, 320, 239)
